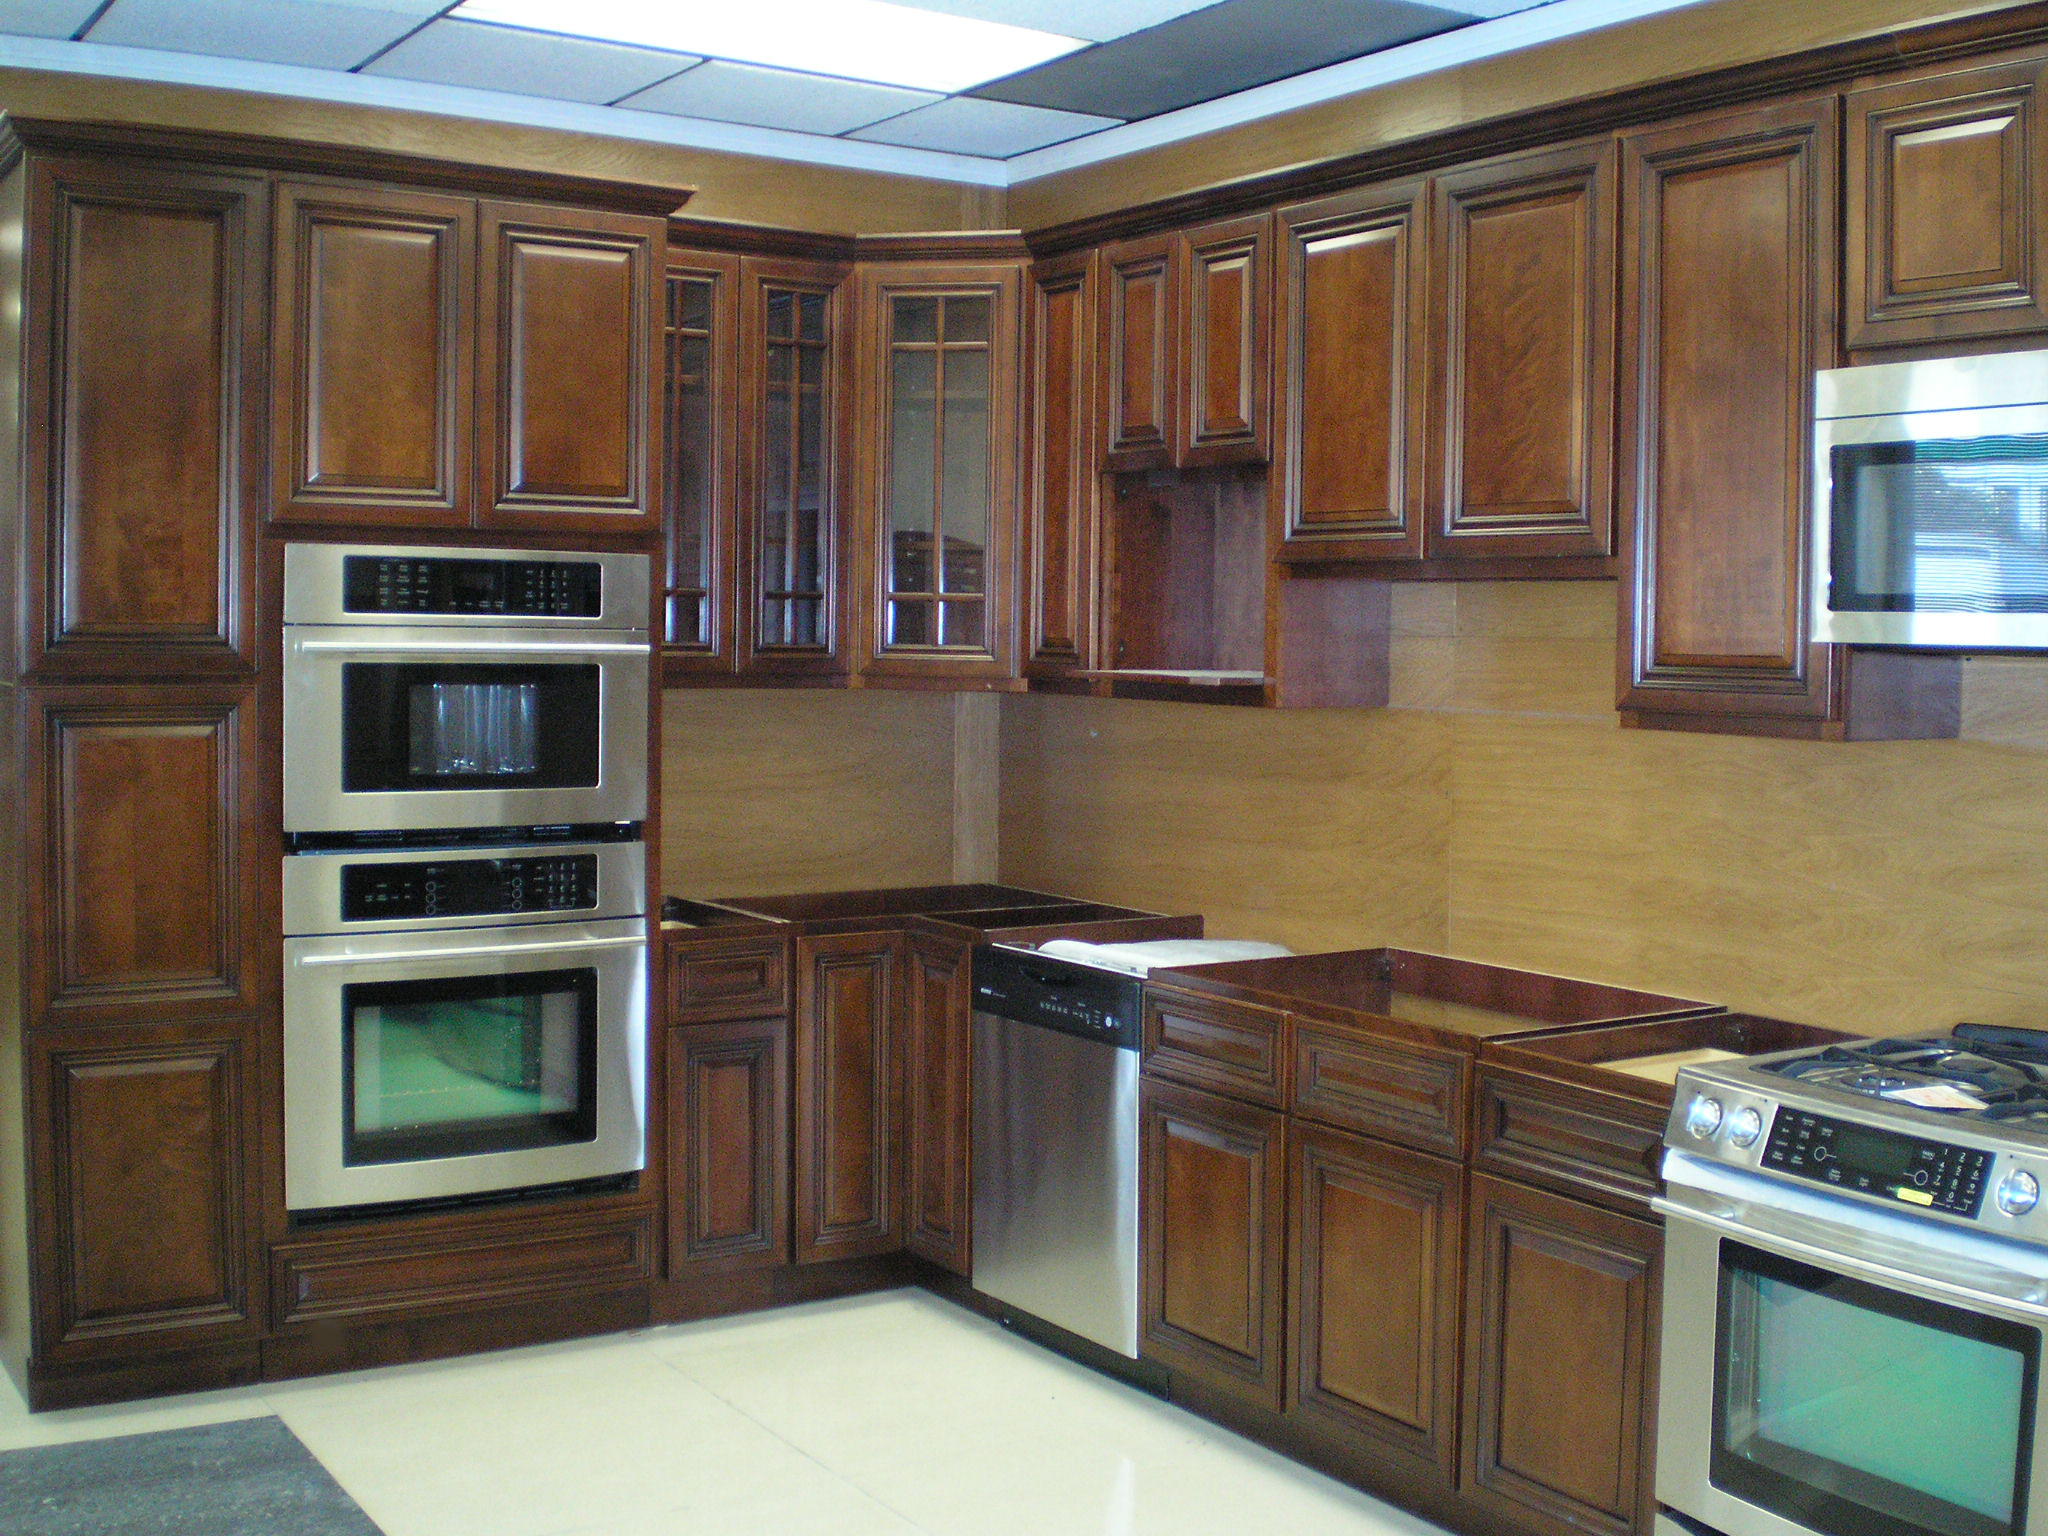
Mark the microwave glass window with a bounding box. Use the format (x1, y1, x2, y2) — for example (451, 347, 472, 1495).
(1831, 435, 2048, 614)
(1713, 1240, 2036, 1536)
(342, 968, 599, 1166)
(340, 663, 601, 794)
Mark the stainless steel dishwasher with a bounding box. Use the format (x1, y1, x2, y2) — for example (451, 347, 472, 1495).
(970, 943, 1145, 1359)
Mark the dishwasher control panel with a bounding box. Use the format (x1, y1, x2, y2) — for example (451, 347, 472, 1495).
(971, 945, 1143, 1048)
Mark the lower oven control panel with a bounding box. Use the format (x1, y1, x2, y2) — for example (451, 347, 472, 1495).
(341, 854, 599, 922)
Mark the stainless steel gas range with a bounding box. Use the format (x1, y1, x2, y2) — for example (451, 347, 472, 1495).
(1656, 1029, 2048, 1536)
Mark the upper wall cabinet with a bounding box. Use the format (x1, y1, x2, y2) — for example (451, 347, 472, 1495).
(1100, 215, 1273, 473)
(272, 181, 664, 536)
(737, 255, 853, 678)
(1846, 54, 2048, 350)
(661, 250, 741, 674)
(855, 260, 1020, 683)
(1021, 249, 1101, 679)
(20, 159, 267, 679)
(1426, 139, 1616, 565)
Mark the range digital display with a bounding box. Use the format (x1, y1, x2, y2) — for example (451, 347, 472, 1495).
(1762, 1108, 1991, 1217)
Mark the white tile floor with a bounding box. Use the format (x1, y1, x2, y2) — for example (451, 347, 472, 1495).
(0, 1290, 1451, 1536)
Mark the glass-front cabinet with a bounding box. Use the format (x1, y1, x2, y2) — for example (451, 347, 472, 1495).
(661, 251, 739, 673)
(857, 261, 1019, 681)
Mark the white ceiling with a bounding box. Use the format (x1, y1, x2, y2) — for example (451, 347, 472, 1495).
(0, 0, 1707, 183)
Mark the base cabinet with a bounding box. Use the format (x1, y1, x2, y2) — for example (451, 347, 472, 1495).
(668, 1018, 790, 1273)
(1461, 1172, 1661, 1536)
(902, 934, 972, 1275)
(794, 931, 902, 1263)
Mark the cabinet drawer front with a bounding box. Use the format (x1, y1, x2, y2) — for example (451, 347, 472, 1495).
(273, 1214, 654, 1327)
(1143, 989, 1286, 1106)
(1472, 1068, 1664, 1211)
(1293, 1024, 1466, 1156)
(669, 936, 788, 1022)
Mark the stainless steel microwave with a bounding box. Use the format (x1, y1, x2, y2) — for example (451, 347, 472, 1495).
(1815, 349, 2048, 649)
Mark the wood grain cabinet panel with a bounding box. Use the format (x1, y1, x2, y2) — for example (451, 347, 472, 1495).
(669, 1018, 789, 1273)
(662, 250, 741, 671)
(794, 931, 901, 1262)
(1848, 56, 2048, 348)
(1462, 1173, 1660, 1536)
(1275, 177, 1430, 560)
(1101, 233, 1178, 470)
(28, 688, 258, 1023)
(1471, 1066, 1666, 1214)
(1022, 249, 1100, 676)
(31, 1022, 258, 1356)
(668, 934, 787, 1023)
(1292, 1023, 1467, 1158)
(1289, 1124, 1463, 1484)
(1141, 1079, 1286, 1410)
(22, 160, 264, 676)
(478, 201, 663, 531)
(1428, 139, 1615, 560)
(1143, 987, 1287, 1107)
(1180, 213, 1273, 467)
(272, 182, 472, 525)
(902, 933, 972, 1274)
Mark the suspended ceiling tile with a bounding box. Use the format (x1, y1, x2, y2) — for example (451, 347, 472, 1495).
(85, 0, 446, 69)
(848, 96, 1119, 157)
(890, 0, 1232, 44)
(617, 60, 939, 136)
(0, 0, 101, 37)
(363, 20, 695, 104)
(972, 0, 1470, 121)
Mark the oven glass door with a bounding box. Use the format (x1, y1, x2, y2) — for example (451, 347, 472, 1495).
(342, 661, 600, 794)
(1713, 1237, 2038, 1536)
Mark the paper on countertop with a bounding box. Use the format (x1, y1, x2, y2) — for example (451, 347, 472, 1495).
(1033, 938, 1295, 978)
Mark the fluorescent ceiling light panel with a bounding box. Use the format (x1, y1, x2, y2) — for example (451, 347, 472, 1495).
(449, 0, 1087, 92)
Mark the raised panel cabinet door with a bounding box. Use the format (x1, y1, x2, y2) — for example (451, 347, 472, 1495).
(272, 182, 473, 526)
(1022, 249, 1100, 676)
(1428, 139, 1616, 560)
(902, 933, 971, 1274)
(477, 202, 663, 530)
(1100, 233, 1179, 471)
(1462, 1173, 1661, 1536)
(1275, 177, 1430, 561)
(662, 251, 741, 671)
(794, 931, 901, 1262)
(1180, 213, 1273, 467)
(1288, 1123, 1463, 1484)
(1848, 56, 2048, 348)
(737, 256, 852, 677)
(1617, 97, 1842, 725)
(22, 160, 266, 677)
(26, 687, 261, 1024)
(29, 1021, 260, 1359)
(1140, 1079, 1286, 1410)
(668, 1018, 789, 1273)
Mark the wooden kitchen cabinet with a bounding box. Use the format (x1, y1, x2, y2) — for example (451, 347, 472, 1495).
(1022, 249, 1101, 678)
(661, 250, 741, 671)
(1461, 1172, 1660, 1536)
(668, 1017, 790, 1273)
(272, 183, 663, 535)
(854, 261, 1020, 682)
(901, 932, 972, 1274)
(20, 156, 266, 679)
(738, 256, 854, 678)
(1846, 53, 2048, 349)
(1290, 1122, 1463, 1486)
(794, 931, 901, 1262)
(1100, 232, 1178, 470)
(1140, 1078, 1287, 1411)
(1616, 96, 1956, 739)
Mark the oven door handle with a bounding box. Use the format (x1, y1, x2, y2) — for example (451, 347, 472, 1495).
(1652, 1185, 2048, 1317)
(293, 934, 648, 967)
(291, 638, 649, 656)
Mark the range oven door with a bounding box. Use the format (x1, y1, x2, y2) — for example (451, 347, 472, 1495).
(1656, 1162, 2048, 1536)
(283, 918, 647, 1212)
(283, 626, 649, 834)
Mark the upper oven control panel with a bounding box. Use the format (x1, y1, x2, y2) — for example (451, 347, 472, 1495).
(283, 543, 650, 631)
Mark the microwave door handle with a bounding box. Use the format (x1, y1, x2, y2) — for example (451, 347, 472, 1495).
(291, 638, 649, 656)
(1651, 1191, 2048, 1318)
(294, 934, 647, 967)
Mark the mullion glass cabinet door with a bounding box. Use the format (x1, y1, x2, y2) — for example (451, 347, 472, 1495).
(661, 254, 739, 672)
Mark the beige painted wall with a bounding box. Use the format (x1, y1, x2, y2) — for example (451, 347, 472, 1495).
(999, 584, 2048, 1037)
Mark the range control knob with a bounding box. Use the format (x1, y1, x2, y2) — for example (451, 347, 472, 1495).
(1996, 1170, 2041, 1218)
(1726, 1106, 1764, 1149)
(1684, 1096, 1725, 1141)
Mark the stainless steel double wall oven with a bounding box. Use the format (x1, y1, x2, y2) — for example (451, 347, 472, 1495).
(281, 544, 652, 1215)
